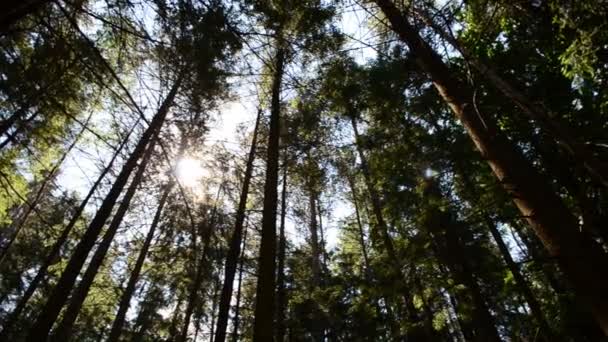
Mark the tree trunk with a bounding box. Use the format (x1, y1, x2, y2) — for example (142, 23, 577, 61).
(0, 115, 133, 340)
(345, 168, 371, 274)
(309, 188, 322, 286)
(209, 276, 221, 342)
(485, 218, 553, 340)
(0, 112, 92, 267)
(308, 186, 324, 342)
(453, 160, 553, 339)
(106, 181, 174, 342)
(178, 185, 223, 342)
(350, 116, 425, 336)
(252, 41, 285, 342)
(422, 191, 501, 342)
(413, 6, 608, 188)
(214, 109, 261, 342)
(51, 135, 158, 341)
(374, 0, 608, 334)
(276, 155, 288, 342)
(232, 217, 249, 342)
(26, 75, 181, 341)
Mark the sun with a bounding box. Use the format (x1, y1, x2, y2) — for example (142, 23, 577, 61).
(176, 157, 206, 188)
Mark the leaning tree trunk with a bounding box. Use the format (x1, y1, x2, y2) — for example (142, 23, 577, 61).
(214, 109, 261, 342)
(252, 41, 285, 342)
(0, 116, 135, 340)
(413, 6, 608, 188)
(374, 0, 608, 333)
(0, 112, 92, 267)
(51, 135, 159, 341)
(452, 159, 553, 339)
(106, 180, 174, 342)
(275, 155, 288, 342)
(350, 116, 426, 337)
(26, 75, 181, 341)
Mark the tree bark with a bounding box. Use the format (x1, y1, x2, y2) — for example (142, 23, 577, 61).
(178, 185, 223, 342)
(309, 188, 322, 286)
(345, 167, 371, 274)
(350, 116, 426, 336)
(232, 217, 249, 342)
(106, 181, 174, 342)
(0, 115, 134, 340)
(308, 186, 324, 342)
(0, 112, 92, 267)
(275, 155, 288, 342)
(26, 75, 181, 341)
(421, 183, 501, 342)
(374, 0, 608, 334)
(214, 109, 261, 342)
(452, 159, 553, 339)
(413, 6, 608, 188)
(51, 135, 158, 341)
(252, 42, 285, 342)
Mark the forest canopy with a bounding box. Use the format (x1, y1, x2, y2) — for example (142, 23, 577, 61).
(1, 0, 608, 341)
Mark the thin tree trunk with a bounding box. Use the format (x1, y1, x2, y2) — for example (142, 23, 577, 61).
(345, 167, 401, 337)
(178, 185, 223, 342)
(309, 188, 322, 286)
(453, 160, 553, 339)
(210, 276, 221, 342)
(130, 285, 158, 342)
(308, 187, 324, 342)
(232, 217, 249, 342)
(106, 181, 174, 342)
(413, 6, 608, 188)
(275, 155, 288, 342)
(51, 135, 158, 341)
(345, 168, 370, 273)
(252, 41, 285, 342)
(0, 116, 135, 340)
(485, 218, 553, 339)
(0, 112, 92, 267)
(350, 117, 395, 258)
(316, 200, 328, 270)
(168, 291, 186, 340)
(428, 220, 501, 341)
(374, 0, 608, 333)
(26, 75, 181, 341)
(214, 109, 261, 342)
(350, 116, 425, 335)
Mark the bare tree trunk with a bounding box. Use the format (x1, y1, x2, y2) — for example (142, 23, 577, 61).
(0, 116, 134, 340)
(232, 217, 249, 342)
(51, 136, 159, 341)
(252, 41, 285, 342)
(26, 75, 181, 341)
(0, 112, 92, 267)
(276, 155, 288, 342)
(350, 116, 427, 338)
(214, 109, 261, 342)
(106, 181, 174, 342)
(308, 186, 324, 342)
(374, 0, 608, 333)
(413, 6, 608, 188)
(178, 185, 223, 342)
